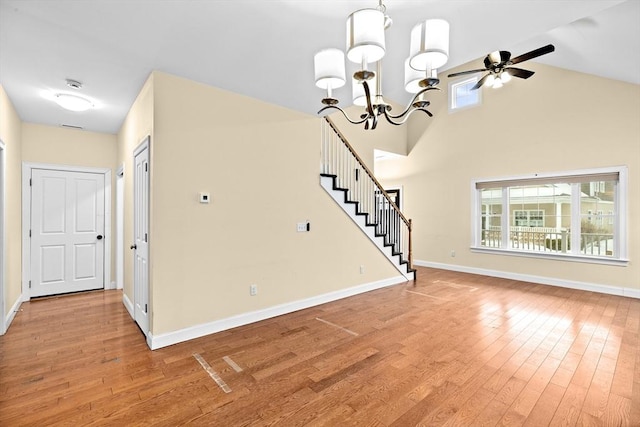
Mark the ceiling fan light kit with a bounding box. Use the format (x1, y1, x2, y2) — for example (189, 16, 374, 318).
(313, 0, 448, 130)
(447, 44, 555, 90)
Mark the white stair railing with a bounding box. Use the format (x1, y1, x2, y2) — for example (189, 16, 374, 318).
(321, 117, 413, 271)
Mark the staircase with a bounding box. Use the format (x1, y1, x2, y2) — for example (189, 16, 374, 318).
(320, 117, 416, 281)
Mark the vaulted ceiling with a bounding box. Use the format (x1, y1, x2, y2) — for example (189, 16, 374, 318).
(1, 0, 638, 134)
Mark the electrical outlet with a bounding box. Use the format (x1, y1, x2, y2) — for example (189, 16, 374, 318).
(360, 265, 365, 274)
(297, 223, 307, 232)
(450, 250, 456, 257)
(250, 284, 258, 296)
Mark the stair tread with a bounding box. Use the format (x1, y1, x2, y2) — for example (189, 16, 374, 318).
(322, 172, 413, 279)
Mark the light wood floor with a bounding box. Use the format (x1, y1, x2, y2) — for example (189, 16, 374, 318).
(1, 267, 638, 426)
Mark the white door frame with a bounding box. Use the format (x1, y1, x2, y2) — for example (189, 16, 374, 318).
(384, 186, 404, 210)
(133, 137, 150, 339)
(116, 164, 124, 290)
(21, 162, 112, 301)
(0, 140, 6, 334)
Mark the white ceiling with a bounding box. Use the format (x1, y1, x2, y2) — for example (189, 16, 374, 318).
(1, 0, 638, 134)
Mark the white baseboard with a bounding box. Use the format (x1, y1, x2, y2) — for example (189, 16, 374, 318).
(122, 293, 134, 319)
(106, 281, 116, 290)
(3, 294, 23, 334)
(415, 260, 640, 299)
(148, 275, 408, 350)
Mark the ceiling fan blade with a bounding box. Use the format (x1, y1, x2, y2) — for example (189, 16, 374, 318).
(510, 44, 555, 65)
(447, 69, 486, 78)
(472, 74, 491, 90)
(506, 67, 535, 79)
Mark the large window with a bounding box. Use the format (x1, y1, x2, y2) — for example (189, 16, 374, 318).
(472, 167, 627, 264)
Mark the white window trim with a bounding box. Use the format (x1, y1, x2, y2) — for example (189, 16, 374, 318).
(449, 76, 481, 112)
(470, 166, 628, 266)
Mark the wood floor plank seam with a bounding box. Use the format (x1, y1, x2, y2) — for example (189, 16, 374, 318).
(192, 353, 231, 394)
(1, 266, 638, 425)
(314, 316, 360, 337)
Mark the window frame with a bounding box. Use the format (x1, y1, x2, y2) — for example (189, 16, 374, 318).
(470, 166, 628, 265)
(513, 209, 545, 227)
(448, 76, 481, 112)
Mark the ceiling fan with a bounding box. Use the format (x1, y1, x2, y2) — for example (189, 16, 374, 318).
(447, 44, 555, 89)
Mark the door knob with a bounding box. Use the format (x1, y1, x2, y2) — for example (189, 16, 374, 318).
(130, 244, 137, 250)
(97, 235, 103, 240)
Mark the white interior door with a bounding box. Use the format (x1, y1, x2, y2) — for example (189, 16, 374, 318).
(133, 142, 149, 335)
(116, 167, 124, 290)
(30, 169, 105, 297)
(0, 141, 5, 334)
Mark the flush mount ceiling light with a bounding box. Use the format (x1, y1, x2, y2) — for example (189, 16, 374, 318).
(45, 79, 95, 112)
(313, 0, 449, 130)
(54, 93, 94, 112)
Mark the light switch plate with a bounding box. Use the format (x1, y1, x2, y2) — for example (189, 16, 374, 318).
(199, 192, 210, 204)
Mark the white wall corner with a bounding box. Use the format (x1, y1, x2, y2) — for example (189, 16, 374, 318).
(147, 333, 154, 350)
(414, 260, 639, 299)
(3, 294, 23, 334)
(148, 275, 408, 350)
(122, 293, 134, 319)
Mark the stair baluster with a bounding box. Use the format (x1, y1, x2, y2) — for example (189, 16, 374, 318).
(320, 117, 414, 277)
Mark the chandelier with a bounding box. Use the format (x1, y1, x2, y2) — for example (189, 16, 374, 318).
(313, 1, 449, 130)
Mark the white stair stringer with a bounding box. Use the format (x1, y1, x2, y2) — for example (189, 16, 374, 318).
(321, 175, 415, 281)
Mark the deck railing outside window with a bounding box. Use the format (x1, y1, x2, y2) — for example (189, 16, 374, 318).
(482, 226, 614, 256)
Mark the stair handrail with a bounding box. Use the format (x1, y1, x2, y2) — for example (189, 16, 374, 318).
(323, 116, 413, 269)
(324, 117, 411, 229)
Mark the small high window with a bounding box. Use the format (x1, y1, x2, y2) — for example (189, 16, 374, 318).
(449, 77, 481, 111)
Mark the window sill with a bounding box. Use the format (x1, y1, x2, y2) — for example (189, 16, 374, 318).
(470, 246, 629, 267)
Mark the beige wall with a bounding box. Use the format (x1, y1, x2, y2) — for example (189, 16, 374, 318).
(377, 63, 640, 291)
(0, 85, 23, 322)
(22, 123, 116, 168)
(21, 123, 118, 282)
(116, 74, 154, 302)
(144, 71, 399, 335)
